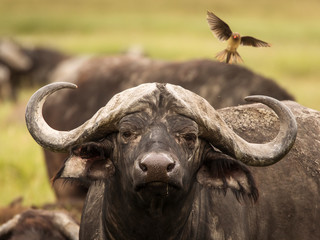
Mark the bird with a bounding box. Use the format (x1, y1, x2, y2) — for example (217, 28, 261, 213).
(206, 11, 271, 64)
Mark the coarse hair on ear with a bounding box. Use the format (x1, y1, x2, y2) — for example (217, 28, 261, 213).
(197, 149, 259, 203)
(52, 138, 115, 184)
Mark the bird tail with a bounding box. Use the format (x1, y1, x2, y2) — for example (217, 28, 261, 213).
(215, 49, 228, 63)
(215, 50, 243, 64)
(232, 51, 243, 64)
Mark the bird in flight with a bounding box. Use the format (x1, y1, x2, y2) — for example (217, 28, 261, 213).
(206, 11, 271, 64)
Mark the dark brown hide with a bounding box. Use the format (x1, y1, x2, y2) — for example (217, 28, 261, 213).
(75, 100, 319, 240)
(26, 81, 319, 239)
(47, 86, 262, 239)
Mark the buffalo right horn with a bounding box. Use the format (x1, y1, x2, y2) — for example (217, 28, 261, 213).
(25, 82, 79, 152)
(25, 82, 160, 152)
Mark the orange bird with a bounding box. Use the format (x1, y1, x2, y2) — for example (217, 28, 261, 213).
(207, 11, 271, 64)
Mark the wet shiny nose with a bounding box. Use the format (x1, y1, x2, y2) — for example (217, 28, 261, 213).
(138, 153, 176, 181)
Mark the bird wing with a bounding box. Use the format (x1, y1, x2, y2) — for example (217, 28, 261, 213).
(241, 36, 271, 47)
(206, 11, 232, 41)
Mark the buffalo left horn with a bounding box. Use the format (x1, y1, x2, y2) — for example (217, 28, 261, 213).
(166, 84, 297, 166)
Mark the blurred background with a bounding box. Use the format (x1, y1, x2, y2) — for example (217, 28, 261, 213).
(0, 0, 319, 207)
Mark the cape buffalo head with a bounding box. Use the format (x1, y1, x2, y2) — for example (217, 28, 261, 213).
(25, 82, 297, 238)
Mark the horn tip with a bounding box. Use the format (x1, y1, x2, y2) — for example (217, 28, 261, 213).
(55, 81, 78, 89)
(244, 95, 268, 103)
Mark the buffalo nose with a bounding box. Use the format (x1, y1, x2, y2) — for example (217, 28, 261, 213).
(139, 153, 176, 176)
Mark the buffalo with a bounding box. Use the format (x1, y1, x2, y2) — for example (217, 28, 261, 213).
(49, 55, 294, 110)
(0, 39, 67, 100)
(0, 209, 79, 240)
(24, 82, 320, 239)
(42, 57, 294, 202)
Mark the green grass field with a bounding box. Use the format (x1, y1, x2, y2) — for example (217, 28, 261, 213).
(0, 0, 319, 206)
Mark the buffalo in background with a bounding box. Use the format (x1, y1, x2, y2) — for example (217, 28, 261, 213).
(0, 38, 67, 100)
(0, 208, 78, 240)
(0, 39, 144, 101)
(0, 38, 294, 104)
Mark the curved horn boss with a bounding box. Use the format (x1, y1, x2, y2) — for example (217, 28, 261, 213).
(25, 82, 297, 166)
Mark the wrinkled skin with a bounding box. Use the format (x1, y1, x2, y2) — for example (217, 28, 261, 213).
(104, 113, 204, 239)
(50, 101, 320, 240)
(55, 96, 258, 240)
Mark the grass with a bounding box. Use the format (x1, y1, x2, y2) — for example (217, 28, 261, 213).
(0, 0, 319, 207)
(0, 91, 56, 206)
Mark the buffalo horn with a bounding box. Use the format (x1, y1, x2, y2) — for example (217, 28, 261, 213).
(166, 84, 297, 166)
(26, 82, 297, 166)
(25, 82, 159, 152)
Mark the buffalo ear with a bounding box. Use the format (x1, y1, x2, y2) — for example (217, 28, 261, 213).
(53, 140, 115, 182)
(197, 151, 258, 202)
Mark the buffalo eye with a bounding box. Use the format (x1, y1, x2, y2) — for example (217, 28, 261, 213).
(120, 129, 138, 143)
(183, 133, 197, 149)
(122, 131, 133, 138)
(175, 132, 197, 149)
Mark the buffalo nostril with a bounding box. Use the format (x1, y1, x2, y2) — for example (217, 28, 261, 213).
(167, 163, 175, 172)
(139, 162, 148, 172)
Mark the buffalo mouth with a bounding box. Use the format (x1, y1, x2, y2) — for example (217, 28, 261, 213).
(135, 181, 180, 197)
